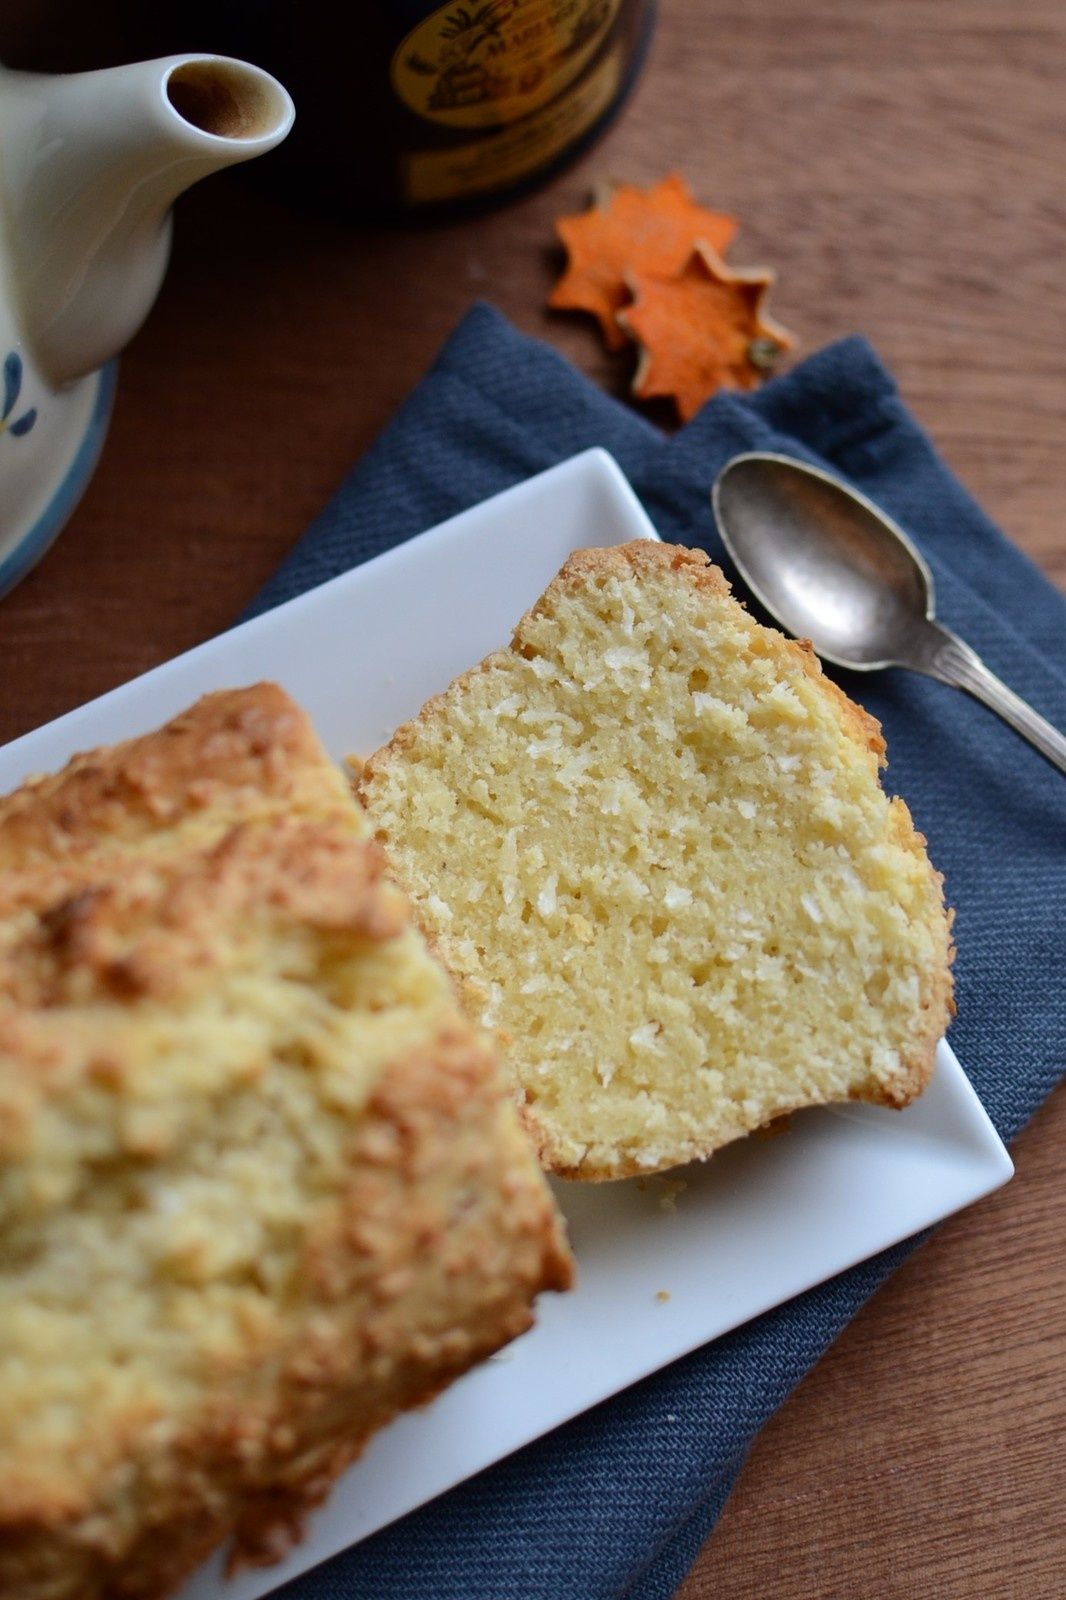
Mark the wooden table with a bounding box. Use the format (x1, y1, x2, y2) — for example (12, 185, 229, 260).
(2, 2, 1063, 1594)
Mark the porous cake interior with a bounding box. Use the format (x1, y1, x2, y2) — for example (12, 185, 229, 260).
(360, 544, 953, 1179)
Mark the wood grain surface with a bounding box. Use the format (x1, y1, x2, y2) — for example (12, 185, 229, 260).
(0, 2, 1063, 1596)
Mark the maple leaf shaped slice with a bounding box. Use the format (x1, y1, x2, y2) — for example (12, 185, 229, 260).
(618, 243, 794, 422)
(549, 174, 738, 352)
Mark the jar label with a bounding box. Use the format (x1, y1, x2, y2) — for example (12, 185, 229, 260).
(392, 0, 622, 129)
(401, 46, 620, 203)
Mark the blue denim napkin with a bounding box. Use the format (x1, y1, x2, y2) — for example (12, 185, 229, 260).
(254, 305, 1065, 1600)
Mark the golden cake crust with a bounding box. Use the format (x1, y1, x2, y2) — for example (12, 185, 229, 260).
(0, 682, 333, 869)
(1, 1028, 569, 1598)
(0, 686, 571, 1600)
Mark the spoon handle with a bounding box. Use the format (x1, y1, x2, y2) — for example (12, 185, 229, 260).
(920, 626, 1066, 775)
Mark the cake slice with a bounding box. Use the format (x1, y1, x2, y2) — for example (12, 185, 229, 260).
(359, 542, 954, 1180)
(0, 684, 571, 1600)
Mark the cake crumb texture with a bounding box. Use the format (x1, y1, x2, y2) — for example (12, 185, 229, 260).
(360, 542, 954, 1180)
(0, 684, 571, 1600)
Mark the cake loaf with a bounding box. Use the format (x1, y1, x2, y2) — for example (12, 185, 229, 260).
(359, 541, 955, 1180)
(0, 684, 571, 1600)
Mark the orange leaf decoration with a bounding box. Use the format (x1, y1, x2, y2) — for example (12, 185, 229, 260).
(618, 243, 793, 422)
(549, 174, 738, 352)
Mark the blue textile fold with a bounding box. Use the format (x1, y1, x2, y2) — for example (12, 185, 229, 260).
(254, 305, 1065, 1600)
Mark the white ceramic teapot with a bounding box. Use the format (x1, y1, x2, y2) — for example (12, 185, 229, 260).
(0, 54, 294, 596)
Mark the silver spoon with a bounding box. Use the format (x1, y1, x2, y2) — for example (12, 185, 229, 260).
(712, 452, 1066, 775)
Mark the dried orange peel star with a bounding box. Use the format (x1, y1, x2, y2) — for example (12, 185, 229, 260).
(618, 243, 793, 422)
(549, 174, 737, 352)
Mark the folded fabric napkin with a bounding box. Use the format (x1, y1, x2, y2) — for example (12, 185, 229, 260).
(250, 305, 1065, 1600)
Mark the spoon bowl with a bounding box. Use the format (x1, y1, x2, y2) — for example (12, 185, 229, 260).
(712, 453, 935, 669)
(712, 452, 1066, 774)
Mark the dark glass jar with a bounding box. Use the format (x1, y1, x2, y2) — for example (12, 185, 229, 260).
(126, 0, 656, 218)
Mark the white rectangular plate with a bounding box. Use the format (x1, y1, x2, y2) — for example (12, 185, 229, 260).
(0, 449, 1012, 1599)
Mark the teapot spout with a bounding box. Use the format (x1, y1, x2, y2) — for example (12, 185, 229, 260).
(0, 56, 294, 386)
